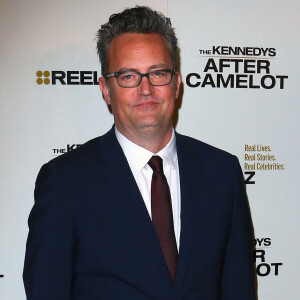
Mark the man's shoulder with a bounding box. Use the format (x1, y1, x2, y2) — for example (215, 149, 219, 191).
(46, 128, 115, 171)
(175, 132, 241, 176)
(176, 132, 236, 161)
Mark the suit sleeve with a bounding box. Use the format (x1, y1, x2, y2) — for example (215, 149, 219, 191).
(23, 163, 75, 300)
(221, 157, 256, 300)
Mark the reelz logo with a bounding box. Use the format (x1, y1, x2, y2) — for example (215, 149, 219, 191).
(36, 70, 99, 85)
(186, 46, 288, 89)
(52, 144, 82, 155)
(254, 238, 283, 277)
(244, 171, 255, 185)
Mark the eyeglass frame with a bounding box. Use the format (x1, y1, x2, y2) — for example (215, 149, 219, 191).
(103, 69, 176, 88)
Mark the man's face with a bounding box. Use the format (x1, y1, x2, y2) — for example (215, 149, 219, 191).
(99, 33, 181, 138)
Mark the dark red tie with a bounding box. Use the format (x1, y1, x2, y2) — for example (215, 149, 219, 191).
(148, 156, 178, 282)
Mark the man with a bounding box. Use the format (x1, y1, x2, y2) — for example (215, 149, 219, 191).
(23, 6, 255, 300)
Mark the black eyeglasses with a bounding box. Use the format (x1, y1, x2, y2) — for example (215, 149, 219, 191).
(104, 69, 176, 88)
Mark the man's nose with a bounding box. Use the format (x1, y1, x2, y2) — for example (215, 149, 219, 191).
(138, 75, 153, 96)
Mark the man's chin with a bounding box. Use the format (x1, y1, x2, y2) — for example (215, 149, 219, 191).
(137, 123, 159, 130)
(135, 120, 172, 133)
(135, 117, 163, 129)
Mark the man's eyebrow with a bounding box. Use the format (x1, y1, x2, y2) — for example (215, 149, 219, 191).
(149, 64, 171, 70)
(118, 68, 139, 72)
(117, 64, 172, 73)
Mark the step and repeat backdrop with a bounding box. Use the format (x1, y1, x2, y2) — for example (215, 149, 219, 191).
(1, 0, 299, 299)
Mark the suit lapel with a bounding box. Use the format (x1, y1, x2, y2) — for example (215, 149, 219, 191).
(95, 128, 171, 278)
(174, 133, 206, 296)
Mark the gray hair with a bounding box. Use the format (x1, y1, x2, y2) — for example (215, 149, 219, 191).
(96, 6, 179, 76)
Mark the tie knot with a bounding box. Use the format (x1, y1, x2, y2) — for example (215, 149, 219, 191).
(148, 156, 163, 173)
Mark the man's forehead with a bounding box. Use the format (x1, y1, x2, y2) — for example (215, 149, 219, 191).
(108, 33, 173, 71)
(110, 32, 168, 49)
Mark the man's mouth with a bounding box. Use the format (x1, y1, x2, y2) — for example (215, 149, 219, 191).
(134, 101, 158, 108)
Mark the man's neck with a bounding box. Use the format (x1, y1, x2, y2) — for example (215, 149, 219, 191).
(115, 124, 173, 154)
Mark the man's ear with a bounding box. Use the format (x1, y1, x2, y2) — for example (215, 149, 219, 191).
(99, 77, 111, 105)
(175, 71, 182, 99)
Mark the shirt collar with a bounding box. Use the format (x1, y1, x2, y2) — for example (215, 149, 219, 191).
(115, 127, 177, 173)
(156, 130, 177, 170)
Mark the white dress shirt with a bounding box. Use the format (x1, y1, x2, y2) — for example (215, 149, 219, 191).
(115, 127, 181, 251)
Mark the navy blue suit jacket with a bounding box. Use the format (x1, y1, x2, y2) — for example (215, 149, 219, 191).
(23, 127, 255, 299)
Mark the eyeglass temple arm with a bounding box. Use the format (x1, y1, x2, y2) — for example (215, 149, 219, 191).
(103, 73, 117, 78)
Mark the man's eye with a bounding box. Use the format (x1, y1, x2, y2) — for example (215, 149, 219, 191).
(152, 70, 166, 77)
(120, 74, 134, 80)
